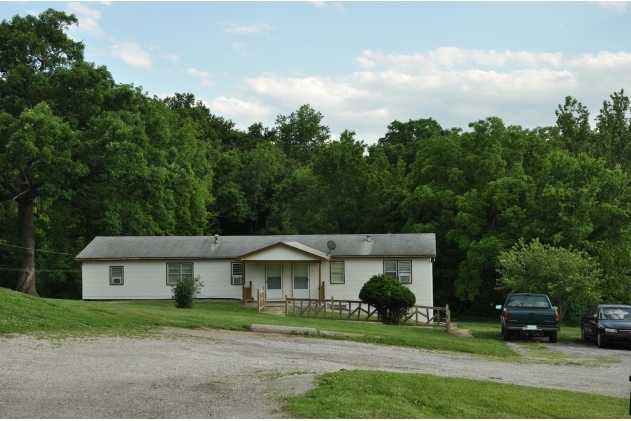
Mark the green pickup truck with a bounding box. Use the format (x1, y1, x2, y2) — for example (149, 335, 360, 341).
(495, 293, 560, 343)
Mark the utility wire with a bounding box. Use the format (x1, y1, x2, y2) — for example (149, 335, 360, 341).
(0, 268, 81, 272)
(0, 242, 77, 256)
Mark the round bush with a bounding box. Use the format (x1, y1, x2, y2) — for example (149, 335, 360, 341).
(171, 275, 203, 309)
(359, 274, 416, 324)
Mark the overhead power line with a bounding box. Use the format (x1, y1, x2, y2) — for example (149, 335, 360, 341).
(0, 243, 77, 256)
(0, 268, 81, 273)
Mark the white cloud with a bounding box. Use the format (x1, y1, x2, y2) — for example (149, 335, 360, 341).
(597, 1, 629, 13)
(111, 42, 152, 69)
(66, 2, 101, 20)
(212, 47, 631, 143)
(187, 68, 213, 87)
(357, 48, 563, 71)
(231, 42, 247, 55)
(149, 47, 180, 64)
(309, 1, 345, 11)
(206, 96, 272, 127)
(66, 2, 105, 38)
(224, 22, 276, 34)
(161, 53, 180, 64)
(245, 75, 370, 108)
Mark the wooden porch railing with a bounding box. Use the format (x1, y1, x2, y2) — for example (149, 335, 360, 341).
(403, 304, 451, 334)
(285, 297, 451, 332)
(256, 289, 265, 312)
(242, 281, 252, 304)
(318, 281, 325, 299)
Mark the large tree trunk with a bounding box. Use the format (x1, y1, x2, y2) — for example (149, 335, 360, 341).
(15, 199, 39, 297)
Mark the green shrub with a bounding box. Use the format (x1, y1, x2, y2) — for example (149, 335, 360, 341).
(359, 274, 416, 324)
(171, 275, 204, 309)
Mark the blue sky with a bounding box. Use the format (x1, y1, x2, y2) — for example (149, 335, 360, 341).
(3, 1, 631, 143)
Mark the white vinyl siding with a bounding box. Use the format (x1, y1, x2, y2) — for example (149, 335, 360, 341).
(166, 262, 193, 285)
(383, 260, 412, 284)
(81, 257, 431, 305)
(110, 266, 124, 285)
(231, 262, 243, 285)
(330, 261, 345, 284)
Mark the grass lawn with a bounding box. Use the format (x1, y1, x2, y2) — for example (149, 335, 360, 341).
(284, 370, 629, 418)
(3, 288, 624, 419)
(0, 287, 519, 357)
(456, 318, 582, 342)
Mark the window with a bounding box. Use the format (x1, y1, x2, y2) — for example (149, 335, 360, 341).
(110, 266, 124, 285)
(166, 262, 193, 285)
(330, 261, 345, 284)
(231, 262, 243, 285)
(383, 261, 412, 284)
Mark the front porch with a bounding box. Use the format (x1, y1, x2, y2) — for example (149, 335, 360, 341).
(238, 241, 329, 304)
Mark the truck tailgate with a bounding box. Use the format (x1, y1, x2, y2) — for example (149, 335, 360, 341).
(507, 309, 557, 326)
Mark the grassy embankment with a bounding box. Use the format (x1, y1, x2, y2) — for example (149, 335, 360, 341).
(2, 287, 626, 418)
(1, 287, 516, 357)
(284, 369, 630, 418)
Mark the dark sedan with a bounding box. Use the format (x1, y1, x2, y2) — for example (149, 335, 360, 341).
(581, 304, 631, 348)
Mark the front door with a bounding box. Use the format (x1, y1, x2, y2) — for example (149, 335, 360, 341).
(266, 263, 283, 300)
(293, 263, 309, 299)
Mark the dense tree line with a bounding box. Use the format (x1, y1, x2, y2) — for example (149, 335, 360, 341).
(1, 10, 631, 321)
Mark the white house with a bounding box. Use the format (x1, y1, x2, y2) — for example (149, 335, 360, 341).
(76, 233, 436, 306)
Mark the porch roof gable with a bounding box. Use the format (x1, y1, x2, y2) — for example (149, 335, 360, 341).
(236, 241, 330, 261)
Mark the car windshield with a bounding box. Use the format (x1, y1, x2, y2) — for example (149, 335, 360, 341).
(507, 296, 549, 308)
(599, 308, 631, 320)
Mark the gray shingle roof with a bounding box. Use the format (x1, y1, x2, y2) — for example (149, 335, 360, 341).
(75, 233, 436, 261)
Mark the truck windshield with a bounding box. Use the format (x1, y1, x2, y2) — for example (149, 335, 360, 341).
(507, 296, 550, 308)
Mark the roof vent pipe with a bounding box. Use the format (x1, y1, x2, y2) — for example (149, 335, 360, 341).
(214, 234, 219, 244)
(366, 235, 371, 242)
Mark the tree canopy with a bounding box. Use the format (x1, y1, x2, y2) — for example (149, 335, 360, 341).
(2, 9, 631, 320)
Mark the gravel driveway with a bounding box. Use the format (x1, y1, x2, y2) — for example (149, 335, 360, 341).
(1, 328, 630, 418)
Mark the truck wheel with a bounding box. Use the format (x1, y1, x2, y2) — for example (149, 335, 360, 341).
(549, 331, 558, 343)
(502, 327, 512, 341)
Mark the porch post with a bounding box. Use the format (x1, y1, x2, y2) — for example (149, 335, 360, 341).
(319, 261, 322, 300)
(241, 261, 246, 304)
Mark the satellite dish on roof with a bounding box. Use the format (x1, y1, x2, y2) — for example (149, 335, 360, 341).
(327, 240, 336, 254)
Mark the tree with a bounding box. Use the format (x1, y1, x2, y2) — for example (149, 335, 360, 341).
(594, 89, 631, 172)
(0, 9, 85, 296)
(554, 96, 592, 155)
(0, 103, 86, 296)
(268, 130, 400, 234)
(377, 118, 447, 172)
(497, 238, 602, 325)
(359, 274, 416, 325)
(0, 9, 83, 117)
(275, 104, 330, 164)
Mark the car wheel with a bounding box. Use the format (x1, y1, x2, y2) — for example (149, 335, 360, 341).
(581, 326, 588, 342)
(549, 330, 558, 343)
(597, 333, 605, 348)
(502, 326, 512, 341)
